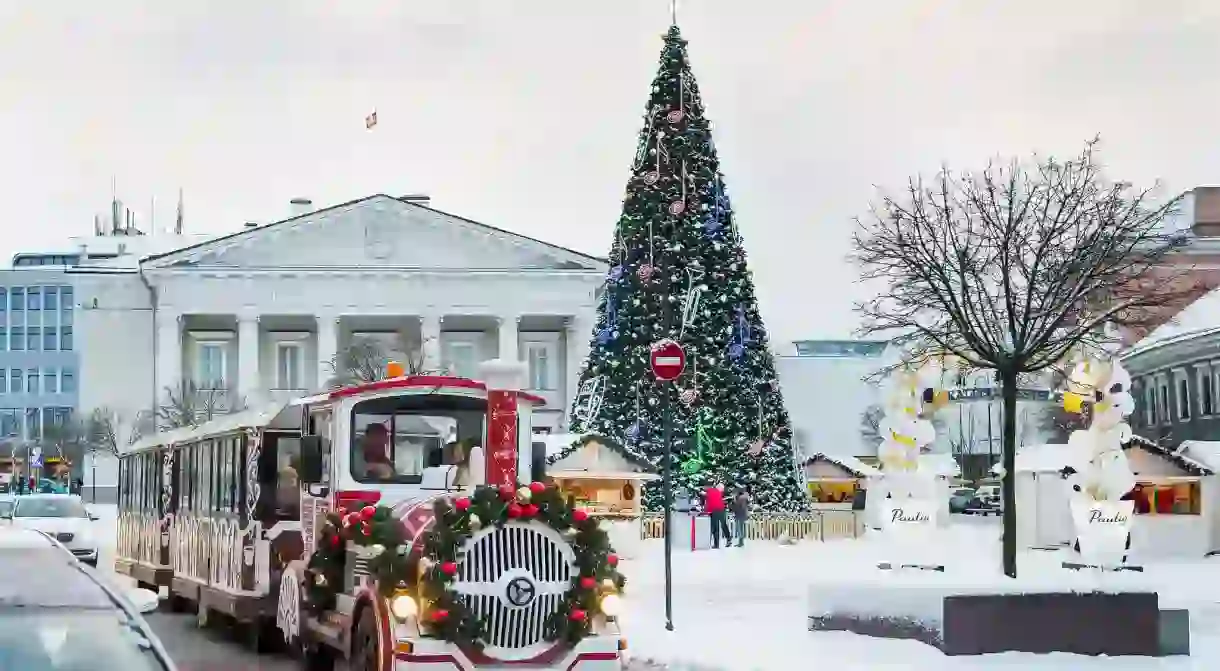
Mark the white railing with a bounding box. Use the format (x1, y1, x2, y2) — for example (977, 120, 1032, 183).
(639, 510, 865, 542)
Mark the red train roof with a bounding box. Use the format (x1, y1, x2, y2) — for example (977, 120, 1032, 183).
(328, 374, 546, 406)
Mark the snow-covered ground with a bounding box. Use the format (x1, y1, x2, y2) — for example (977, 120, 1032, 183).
(88, 507, 1220, 669)
(619, 519, 1220, 670)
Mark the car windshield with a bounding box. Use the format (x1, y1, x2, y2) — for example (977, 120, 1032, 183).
(14, 498, 87, 519)
(350, 395, 486, 484)
(0, 612, 165, 670)
(952, 489, 974, 497)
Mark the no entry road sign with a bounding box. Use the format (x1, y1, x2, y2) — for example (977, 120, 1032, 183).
(650, 339, 686, 381)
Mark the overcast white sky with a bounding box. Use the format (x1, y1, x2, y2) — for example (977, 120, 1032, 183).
(3, 1, 1220, 343)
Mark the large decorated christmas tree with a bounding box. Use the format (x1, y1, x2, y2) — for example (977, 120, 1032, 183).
(565, 25, 809, 512)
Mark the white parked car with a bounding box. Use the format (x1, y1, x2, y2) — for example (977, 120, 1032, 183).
(4, 494, 100, 566)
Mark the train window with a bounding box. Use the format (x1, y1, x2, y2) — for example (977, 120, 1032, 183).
(225, 436, 238, 513)
(275, 436, 301, 520)
(199, 441, 212, 513)
(179, 447, 191, 514)
(132, 456, 142, 511)
(349, 395, 485, 484)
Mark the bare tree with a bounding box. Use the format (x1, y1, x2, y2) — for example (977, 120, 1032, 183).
(82, 406, 138, 456)
(851, 139, 1191, 577)
(155, 380, 246, 431)
(859, 404, 885, 449)
(324, 334, 436, 390)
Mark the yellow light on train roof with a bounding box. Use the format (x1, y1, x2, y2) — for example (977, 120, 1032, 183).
(386, 361, 406, 378)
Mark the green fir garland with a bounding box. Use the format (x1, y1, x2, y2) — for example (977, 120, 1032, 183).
(301, 483, 626, 652)
(304, 503, 410, 613)
(420, 482, 626, 650)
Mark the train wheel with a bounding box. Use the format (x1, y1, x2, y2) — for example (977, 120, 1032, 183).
(350, 606, 379, 671)
(167, 593, 190, 613)
(241, 617, 280, 654)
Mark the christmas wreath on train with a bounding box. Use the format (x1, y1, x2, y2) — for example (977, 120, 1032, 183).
(303, 482, 626, 650)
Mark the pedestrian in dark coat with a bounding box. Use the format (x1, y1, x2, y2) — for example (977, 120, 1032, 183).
(731, 489, 750, 547)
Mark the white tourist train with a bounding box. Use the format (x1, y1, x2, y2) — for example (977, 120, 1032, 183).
(115, 360, 625, 670)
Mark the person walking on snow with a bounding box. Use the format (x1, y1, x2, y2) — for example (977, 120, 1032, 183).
(731, 488, 750, 547)
(703, 483, 731, 549)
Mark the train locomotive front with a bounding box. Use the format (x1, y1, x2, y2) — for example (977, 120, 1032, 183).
(286, 360, 625, 671)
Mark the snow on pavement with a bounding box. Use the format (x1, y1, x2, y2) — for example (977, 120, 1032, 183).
(619, 520, 1220, 670)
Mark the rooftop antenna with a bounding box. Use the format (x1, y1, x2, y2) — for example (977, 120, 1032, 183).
(174, 187, 184, 235)
(671, 0, 678, 25)
(149, 195, 156, 235)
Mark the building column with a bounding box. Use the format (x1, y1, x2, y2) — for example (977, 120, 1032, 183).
(237, 314, 260, 402)
(497, 315, 520, 362)
(156, 311, 183, 402)
(419, 313, 442, 373)
(316, 314, 339, 391)
(565, 314, 593, 424)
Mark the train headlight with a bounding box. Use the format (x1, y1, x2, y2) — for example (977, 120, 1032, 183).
(391, 594, 418, 620)
(599, 593, 621, 618)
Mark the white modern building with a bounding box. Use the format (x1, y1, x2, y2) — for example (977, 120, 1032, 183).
(62, 194, 606, 500)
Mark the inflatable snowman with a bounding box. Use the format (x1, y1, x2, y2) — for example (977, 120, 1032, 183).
(872, 359, 949, 527)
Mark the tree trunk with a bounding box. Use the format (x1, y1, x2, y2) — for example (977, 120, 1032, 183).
(1000, 367, 1019, 578)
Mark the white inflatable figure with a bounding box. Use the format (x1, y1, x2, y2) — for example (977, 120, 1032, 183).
(876, 359, 947, 502)
(1060, 358, 1138, 566)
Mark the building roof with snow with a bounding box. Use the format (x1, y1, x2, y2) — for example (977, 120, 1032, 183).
(990, 436, 1216, 477)
(1123, 285, 1220, 359)
(802, 452, 880, 478)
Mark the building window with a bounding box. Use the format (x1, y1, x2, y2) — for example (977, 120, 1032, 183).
(61, 369, 75, 393)
(24, 407, 40, 440)
(0, 410, 17, 438)
(26, 287, 39, 311)
(525, 342, 554, 390)
(11, 288, 23, 312)
(60, 326, 72, 351)
(1200, 366, 1214, 416)
(43, 369, 57, 394)
(0, 327, 6, 352)
(1144, 382, 1157, 425)
(42, 327, 57, 352)
(1159, 378, 1170, 424)
(1132, 481, 1201, 515)
(61, 287, 73, 312)
(9, 327, 22, 352)
(43, 287, 57, 311)
(1176, 372, 1191, 421)
(196, 342, 228, 390)
(0, 289, 6, 313)
(444, 341, 478, 378)
(9, 370, 20, 394)
(275, 342, 303, 390)
(25, 327, 38, 352)
(26, 369, 38, 395)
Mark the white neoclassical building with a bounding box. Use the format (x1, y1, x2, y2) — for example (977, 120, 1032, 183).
(70, 194, 606, 443)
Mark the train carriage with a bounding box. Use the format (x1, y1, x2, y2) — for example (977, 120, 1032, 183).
(118, 402, 308, 643)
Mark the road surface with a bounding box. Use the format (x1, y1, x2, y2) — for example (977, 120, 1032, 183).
(145, 612, 297, 671)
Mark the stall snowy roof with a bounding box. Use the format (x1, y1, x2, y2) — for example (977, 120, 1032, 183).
(802, 453, 880, 478)
(989, 437, 1217, 477)
(543, 433, 658, 481)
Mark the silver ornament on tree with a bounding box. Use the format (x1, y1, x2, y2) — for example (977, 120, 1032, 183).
(679, 387, 700, 406)
(637, 264, 656, 282)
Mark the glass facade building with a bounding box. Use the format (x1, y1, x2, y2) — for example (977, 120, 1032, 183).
(0, 266, 78, 445)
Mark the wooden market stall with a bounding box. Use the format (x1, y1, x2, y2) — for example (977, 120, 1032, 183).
(802, 452, 879, 508)
(542, 433, 659, 558)
(998, 437, 1220, 559)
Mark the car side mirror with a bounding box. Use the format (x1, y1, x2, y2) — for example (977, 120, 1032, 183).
(298, 435, 325, 484)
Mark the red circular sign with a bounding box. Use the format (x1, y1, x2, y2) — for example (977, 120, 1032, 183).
(650, 339, 686, 381)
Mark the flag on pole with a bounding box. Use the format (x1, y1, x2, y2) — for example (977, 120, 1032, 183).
(365, 110, 378, 129)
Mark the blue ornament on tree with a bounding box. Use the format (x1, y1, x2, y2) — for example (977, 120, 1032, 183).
(627, 420, 642, 443)
(596, 298, 619, 345)
(609, 265, 624, 282)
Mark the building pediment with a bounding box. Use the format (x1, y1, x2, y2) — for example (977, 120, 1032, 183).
(142, 195, 606, 273)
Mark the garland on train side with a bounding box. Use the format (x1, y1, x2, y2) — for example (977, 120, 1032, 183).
(302, 482, 626, 650)
(420, 482, 626, 650)
(304, 505, 409, 613)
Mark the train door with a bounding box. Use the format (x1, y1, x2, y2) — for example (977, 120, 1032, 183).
(300, 406, 333, 559)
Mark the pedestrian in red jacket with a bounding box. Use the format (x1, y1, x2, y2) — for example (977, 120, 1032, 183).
(703, 483, 731, 549)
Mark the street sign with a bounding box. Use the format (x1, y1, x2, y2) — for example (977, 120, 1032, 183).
(30, 447, 42, 469)
(650, 339, 686, 381)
